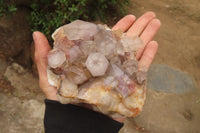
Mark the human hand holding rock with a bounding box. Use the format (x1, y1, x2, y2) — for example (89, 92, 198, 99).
(33, 12, 161, 122)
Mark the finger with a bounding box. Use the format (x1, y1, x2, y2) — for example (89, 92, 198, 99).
(112, 14, 136, 32)
(33, 31, 58, 100)
(138, 41, 158, 71)
(33, 31, 51, 81)
(136, 19, 161, 60)
(126, 11, 156, 37)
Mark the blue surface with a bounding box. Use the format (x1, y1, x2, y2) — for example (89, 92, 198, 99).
(147, 64, 196, 93)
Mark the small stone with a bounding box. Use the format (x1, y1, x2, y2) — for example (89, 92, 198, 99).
(85, 52, 109, 77)
(11, 63, 26, 74)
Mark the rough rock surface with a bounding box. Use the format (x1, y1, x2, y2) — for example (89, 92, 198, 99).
(0, 63, 45, 133)
(47, 20, 147, 118)
(4, 63, 43, 100)
(0, 94, 45, 133)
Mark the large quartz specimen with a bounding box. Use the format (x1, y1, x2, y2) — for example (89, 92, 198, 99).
(47, 20, 147, 118)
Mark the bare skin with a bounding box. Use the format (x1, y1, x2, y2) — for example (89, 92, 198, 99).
(33, 11, 161, 122)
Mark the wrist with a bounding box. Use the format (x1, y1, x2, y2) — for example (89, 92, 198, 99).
(45, 93, 58, 101)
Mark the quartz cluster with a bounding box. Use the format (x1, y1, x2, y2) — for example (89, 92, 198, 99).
(47, 20, 147, 118)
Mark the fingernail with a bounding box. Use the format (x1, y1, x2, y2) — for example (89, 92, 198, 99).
(32, 32, 37, 41)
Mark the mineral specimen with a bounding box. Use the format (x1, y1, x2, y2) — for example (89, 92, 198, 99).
(85, 52, 109, 77)
(47, 20, 147, 118)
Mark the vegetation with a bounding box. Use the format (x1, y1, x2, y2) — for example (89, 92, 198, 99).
(0, 1, 17, 17)
(1, 0, 129, 40)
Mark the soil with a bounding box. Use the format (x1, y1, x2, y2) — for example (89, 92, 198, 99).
(119, 0, 200, 132)
(128, 0, 200, 88)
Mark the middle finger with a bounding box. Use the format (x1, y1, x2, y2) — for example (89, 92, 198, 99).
(126, 11, 156, 37)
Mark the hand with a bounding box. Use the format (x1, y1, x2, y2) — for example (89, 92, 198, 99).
(112, 11, 161, 71)
(33, 31, 58, 100)
(112, 12, 161, 122)
(33, 11, 161, 103)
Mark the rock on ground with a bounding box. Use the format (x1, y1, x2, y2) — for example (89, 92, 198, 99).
(4, 63, 44, 100)
(0, 94, 44, 133)
(0, 63, 45, 133)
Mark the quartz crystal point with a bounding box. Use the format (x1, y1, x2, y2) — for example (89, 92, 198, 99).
(109, 64, 135, 97)
(94, 28, 117, 58)
(47, 50, 66, 68)
(59, 78, 78, 97)
(47, 20, 147, 118)
(52, 20, 99, 41)
(65, 66, 88, 84)
(85, 52, 109, 77)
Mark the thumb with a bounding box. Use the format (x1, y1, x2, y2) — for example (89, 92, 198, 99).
(33, 31, 50, 81)
(33, 31, 58, 100)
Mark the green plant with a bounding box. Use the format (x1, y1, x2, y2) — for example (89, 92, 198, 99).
(1, 0, 129, 41)
(30, 0, 88, 40)
(30, 0, 129, 41)
(0, 0, 17, 17)
(86, 0, 129, 22)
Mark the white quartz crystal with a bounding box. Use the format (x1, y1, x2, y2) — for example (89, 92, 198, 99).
(109, 63, 124, 78)
(85, 52, 109, 77)
(47, 20, 147, 118)
(66, 66, 88, 84)
(80, 41, 97, 56)
(120, 36, 143, 52)
(122, 60, 138, 75)
(59, 78, 78, 97)
(68, 45, 81, 62)
(47, 50, 66, 68)
(53, 20, 99, 41)
(94, 29, 117, 58)
(103, 76, 118, 88)
(47, 67, 60, 87)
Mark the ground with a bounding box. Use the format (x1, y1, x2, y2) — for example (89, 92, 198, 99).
(0, 0, 200, 132)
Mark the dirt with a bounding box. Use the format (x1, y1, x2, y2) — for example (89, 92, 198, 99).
(0, 73, 15, 94)
(0, 7, 32, 68)
(128, 0, 200, 88)
(119, 0, 200, 132)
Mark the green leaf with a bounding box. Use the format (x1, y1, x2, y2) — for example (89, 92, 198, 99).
(8, 5, 17, 12)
